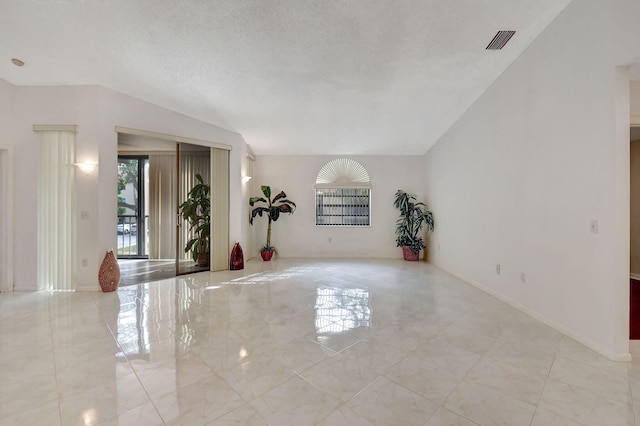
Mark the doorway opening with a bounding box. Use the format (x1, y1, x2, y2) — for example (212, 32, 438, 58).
(116, 133, 213, 285)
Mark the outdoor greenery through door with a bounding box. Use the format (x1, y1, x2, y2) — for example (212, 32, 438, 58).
(117, 156, 149, 258)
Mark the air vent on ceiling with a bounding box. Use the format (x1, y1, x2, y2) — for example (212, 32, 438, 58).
(486, 30, 516, 50)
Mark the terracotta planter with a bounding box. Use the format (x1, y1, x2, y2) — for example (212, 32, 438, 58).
(98, 250, 120, 292)
(260, 249, 274, 261)
(402, 246, 420, 262)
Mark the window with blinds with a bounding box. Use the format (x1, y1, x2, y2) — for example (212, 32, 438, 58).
(314, 159, 371, 227)
(316, 188, 370, 226)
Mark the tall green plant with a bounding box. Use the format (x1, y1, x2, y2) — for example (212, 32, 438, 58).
(394, 190, 434, 254)
(179, 174, 210, 263)
(249, 185, 296, 253)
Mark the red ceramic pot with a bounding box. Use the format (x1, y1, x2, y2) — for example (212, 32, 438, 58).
(260, 249, 274, 261)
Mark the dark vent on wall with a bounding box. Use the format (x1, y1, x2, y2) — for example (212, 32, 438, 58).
(486, 30, 516, 50)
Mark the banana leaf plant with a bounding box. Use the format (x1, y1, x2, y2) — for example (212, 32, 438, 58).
(394, 190, 434, 255)
(249, 185, 296, 258)
(179, 174, 210, 266)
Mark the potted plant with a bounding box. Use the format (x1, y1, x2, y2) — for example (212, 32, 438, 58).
(394, 190, 434, 261)
(179, 173, 210, 267)
(249, 185, 296, 261)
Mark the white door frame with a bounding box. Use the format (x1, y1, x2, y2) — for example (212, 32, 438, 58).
(0, 145, 14, 292)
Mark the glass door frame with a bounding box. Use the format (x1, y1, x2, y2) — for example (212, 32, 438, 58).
(117, 155, 148, 259)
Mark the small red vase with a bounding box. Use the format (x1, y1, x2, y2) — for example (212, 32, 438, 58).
(230, 242, 244, 270)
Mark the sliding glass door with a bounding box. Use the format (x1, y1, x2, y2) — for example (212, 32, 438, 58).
(117, 129, 230, 285)
(117, 156, 149, 258)
(176, 143, 211, 275)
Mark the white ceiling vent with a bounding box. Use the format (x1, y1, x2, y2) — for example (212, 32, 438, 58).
(486, 30, 516, 50)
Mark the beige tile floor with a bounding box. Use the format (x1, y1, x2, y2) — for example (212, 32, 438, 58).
(0, 258, 638, 425)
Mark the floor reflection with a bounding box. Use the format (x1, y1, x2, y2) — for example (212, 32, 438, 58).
(116, 286, 151, 360)
(315, 287, 371, 335)
(221, 267, 321, 285)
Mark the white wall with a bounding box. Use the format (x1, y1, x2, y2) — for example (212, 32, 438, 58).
(0, 79, 14, 292)
(424, 0, 640, 360)
(252, 155, 425, 259)
(1, 81, 248, 291)
(0, 147, 13, 293)
(632, 81, 640, 125)
(238, 144, 254, 259)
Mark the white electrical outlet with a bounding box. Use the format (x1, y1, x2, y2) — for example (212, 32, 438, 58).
(328, 237, 332, 243)
(590, 220, 599, 234)
(80, 211, 89, 220)
(82, 258, 88, 267)
(496, 264, 501, 275)
(520, 272, 526, 283)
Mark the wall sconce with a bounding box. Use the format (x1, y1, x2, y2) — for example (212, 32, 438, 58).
(74, 162, 98, 173)
(242, 175, 252, 183)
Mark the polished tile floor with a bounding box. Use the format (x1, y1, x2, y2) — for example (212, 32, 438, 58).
(118, 259, 210, 287)
(1, 259, 638, 425)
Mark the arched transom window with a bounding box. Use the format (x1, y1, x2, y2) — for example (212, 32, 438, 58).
(314, 158, 371, 226)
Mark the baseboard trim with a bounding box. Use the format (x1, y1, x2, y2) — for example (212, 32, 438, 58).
(431, 261, 632, 362)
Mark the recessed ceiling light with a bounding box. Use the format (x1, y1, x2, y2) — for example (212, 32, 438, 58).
(11, 58, 25, 67)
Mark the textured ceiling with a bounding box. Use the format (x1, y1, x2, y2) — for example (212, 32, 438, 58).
(0, 0, 571, 155)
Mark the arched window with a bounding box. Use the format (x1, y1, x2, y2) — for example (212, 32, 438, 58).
(314, 159, 371, 226)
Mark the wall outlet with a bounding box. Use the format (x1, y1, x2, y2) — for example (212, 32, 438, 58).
(80, 211, 89, 220)
(81, 258, 88, 267)
(520, 272, 526, 283)
(496, 264, 501, 275)
(590, 220, 599, 234)
(328, 237, 332, 243)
